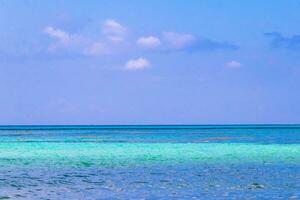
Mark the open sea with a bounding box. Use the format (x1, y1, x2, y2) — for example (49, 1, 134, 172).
(0, 125, 300, 199)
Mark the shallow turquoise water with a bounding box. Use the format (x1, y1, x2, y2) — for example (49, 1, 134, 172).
(1, 143, 300, 167)
(0, 125, 300, 199)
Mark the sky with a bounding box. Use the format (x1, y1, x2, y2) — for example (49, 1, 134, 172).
(1, 0, 300, 125)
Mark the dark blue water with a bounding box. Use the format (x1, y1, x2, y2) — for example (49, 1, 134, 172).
(1, 124, 300, 144)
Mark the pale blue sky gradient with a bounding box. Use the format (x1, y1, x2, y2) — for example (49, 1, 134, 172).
(1, 0, 300, 124)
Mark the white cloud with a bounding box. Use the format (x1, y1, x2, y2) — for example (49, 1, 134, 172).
(226, 60, 242, 68)
(44, 26, 69, 42)
(125, 58, 151, 70)
(162, 31, 196, 49)
(102, 19, 127, 42)
(137, 36, 161, 48)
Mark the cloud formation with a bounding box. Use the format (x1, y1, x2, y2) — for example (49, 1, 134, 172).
(44, 21, 237, 56)
(83, 42, 110, 56)
(265, 32, 300, 50)
(44, 19, 130, 56)
(102, 19, 128, 43)
(125, 58, 151, 70)
(42, 19, 238, 68)
(44, 26, 86, 52)
(137, 36, 161, 48)
(44, 26, 69, 42)
(44, 20, 127, 56)
(162, 31, 237, 51)
(226, 60, 242, 68)
(162, 32, 195, 49)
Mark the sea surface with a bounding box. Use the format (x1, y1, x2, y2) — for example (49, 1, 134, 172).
(0, 125, 300, 199)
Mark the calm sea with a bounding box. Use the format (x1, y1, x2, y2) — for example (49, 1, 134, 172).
(0, 125, 299, 199)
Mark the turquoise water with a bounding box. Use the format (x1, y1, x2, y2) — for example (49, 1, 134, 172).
(0, 125, 300, 199)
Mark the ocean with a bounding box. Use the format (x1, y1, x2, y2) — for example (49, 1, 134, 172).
(0, 125, 299, 199)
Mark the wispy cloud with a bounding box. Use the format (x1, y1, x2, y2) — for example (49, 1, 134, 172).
(137, 36, 161, 48)
(265, 32, 300, 50)
(162, 31, 237, 51)
(226, 60, 242, 68)
(44, 26, 87, 52)
(44, 19, 129, 56)
(102, 19, 128, 43)
(45, 27, 108, 56)
(125, 58, 151, 70)
(162, 32, 195, 49)
(83, 42, 111, 56)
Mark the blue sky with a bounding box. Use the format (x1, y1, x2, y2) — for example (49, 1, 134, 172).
(1, 0, 300, 125)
